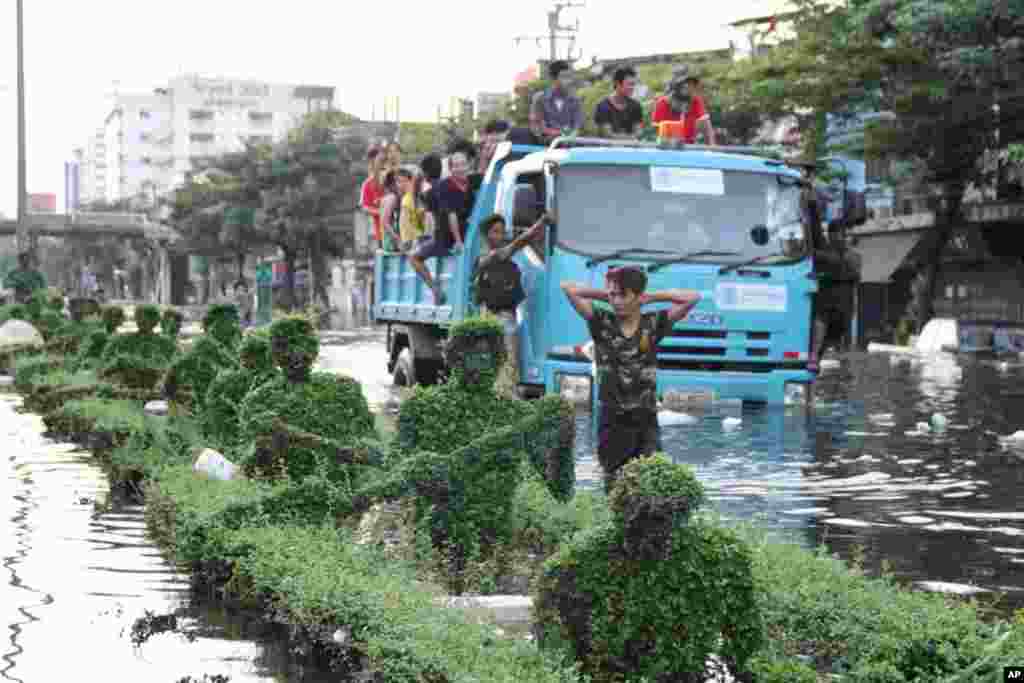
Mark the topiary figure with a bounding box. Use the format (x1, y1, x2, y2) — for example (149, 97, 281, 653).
(75, 329, 111, 370)
(97, 304, 178, 391)
(161, 308, 183, 339)
(161, 335, 238, 412)
(237, 316, 375, 483)
(534, 455, 762, 683)
(102, 306, 125, 334)
(68, 298, 101, 324)
(397, 317, 531, 455)
(202, 303, 241, 349)
(134, 304, 161, 334)
(202, 331, 278, 449)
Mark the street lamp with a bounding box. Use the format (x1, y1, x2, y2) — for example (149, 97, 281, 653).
(16, 0, 29, 258)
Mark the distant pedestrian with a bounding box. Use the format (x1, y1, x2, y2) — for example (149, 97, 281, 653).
(561, 267, 700, 490)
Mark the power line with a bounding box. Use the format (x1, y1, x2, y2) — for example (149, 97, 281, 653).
(513, 1, 586, 64)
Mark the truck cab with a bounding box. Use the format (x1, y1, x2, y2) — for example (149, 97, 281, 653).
(375, 138, 817, 406)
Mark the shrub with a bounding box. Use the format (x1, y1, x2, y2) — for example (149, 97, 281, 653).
(238, 331, 273, 373)
(202, 304, 241, 349)
(42, 398, 150, 448)
(237, 372, 375, 482)
(524, 395, 576, 502)
(102, 306, 125, 334)
(13, 353, 67, 392)
(99, 353, 170, 391)
(162, 336, 238, 411)
(444, 316, 507, 389)
(396, 378, 532, 456)
(746, 527, 1024, 680)
(45, 320, 102, 356)
(608, 453, 706, 551)
(134, 304, 161, 334)
(201, 365, 277, 450)
(268, 316, 319, 381)
(161, 308, 184, 338)
(0, 341, 44, 372)
(75, 330, 110, 370)
(534, 455, 762, 682)
(101, 328, 177, 364)
(0, 303, 28, 323)
(32, 309, 66, 341)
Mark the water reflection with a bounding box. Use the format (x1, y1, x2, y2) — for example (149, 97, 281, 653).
(0, 394, 338, 682)
(572, 352, 1024, 609)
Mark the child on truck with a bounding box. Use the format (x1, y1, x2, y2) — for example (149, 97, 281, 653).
(561, 268, 700, 490)
(473, 212, 549, 388)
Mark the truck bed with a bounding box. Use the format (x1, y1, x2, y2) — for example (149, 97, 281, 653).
(374, 251, 463, 325)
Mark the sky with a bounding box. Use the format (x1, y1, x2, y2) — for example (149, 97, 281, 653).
(0, 0, 793, 218)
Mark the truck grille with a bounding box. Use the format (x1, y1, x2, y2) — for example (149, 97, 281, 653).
(657, 359, 807, 373)
(660, 329, 775, 364)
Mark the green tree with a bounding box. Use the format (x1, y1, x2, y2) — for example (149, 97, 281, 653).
(168, 111, 368, 313)
(847, 0, 1024, 327)
(717, 0, 1024, 328)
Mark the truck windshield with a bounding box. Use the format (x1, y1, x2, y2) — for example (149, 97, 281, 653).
(557, 165, 806, 263)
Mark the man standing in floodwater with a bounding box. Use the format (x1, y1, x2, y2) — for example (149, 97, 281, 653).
(561, 267, 700, 490)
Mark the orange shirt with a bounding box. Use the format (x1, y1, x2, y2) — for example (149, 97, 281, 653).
(651, 95, 709, 143)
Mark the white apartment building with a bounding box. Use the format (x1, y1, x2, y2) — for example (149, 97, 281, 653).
(77, 129, 108, 206)
(88, 74, 334, 204)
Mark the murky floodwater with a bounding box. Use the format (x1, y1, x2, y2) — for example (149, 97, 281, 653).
(5, 332, 1023, 682)
(319, 341, 1024, 610)
(0, 393, 340, 682)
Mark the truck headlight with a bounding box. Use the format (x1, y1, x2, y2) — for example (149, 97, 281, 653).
(555, 372, 592, 405)
(784, 382, 810, 405)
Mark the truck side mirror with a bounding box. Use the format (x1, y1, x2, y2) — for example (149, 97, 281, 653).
(512, 184, 540, 228)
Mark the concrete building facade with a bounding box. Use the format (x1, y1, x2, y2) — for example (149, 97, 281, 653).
(83, 74, 334, 206)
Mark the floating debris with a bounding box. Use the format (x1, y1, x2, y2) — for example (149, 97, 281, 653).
(657, 410, 698, 427)
(722, 417, 742, 431)
(915, 581, 990, 596)
(897, 516, 935, 525)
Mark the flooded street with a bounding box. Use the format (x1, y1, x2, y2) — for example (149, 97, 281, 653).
(0, 393, 338, 682)
(4, 330, 1024, 682)
(319, 339, 1024, 610)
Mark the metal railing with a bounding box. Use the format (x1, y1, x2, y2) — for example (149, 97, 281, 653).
(546, 135, 790, 161)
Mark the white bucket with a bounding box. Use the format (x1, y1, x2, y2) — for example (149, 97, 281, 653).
(193, 448, 238, 481)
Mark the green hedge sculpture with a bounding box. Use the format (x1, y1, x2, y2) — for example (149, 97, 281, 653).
(534, 455, 762, 683)
(238, 317, 375, 482)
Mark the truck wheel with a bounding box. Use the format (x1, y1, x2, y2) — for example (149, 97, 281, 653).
(393, 348, 417, 387)
(393, 349, 442, 387)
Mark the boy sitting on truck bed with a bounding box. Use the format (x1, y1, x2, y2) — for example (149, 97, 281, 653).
(561, 268, 700, 490)
(409, 151, 472, 305)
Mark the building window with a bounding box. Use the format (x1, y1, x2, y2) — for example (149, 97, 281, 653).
(945, 285, 954, 300)
(140, 110, 151, 120)
(139, 132, 151, 143)
(190, 133, 215, 143)
(249, 111, 273, 125)
(248, 134, 272, 144)
(190, 109, 215, 121)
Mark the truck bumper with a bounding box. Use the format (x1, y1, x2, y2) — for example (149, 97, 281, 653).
(543, 360, 812, 406)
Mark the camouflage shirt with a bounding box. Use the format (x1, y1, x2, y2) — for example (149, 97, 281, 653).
(588, 308, 672, 414)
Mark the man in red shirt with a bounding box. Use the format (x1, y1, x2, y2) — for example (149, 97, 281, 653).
(360, 147, 384, 248)
(651, 65, 717, 145)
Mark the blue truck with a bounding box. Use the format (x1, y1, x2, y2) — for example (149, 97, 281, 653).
(374, 137, 819, 406)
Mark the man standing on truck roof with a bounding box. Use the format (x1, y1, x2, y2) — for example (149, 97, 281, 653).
(561, 268, 700, 491)
(409, 151, 472, 305)
(594, 66, 645, 138)
(651, 65, 717, 146)
(530, 60, 585, 143)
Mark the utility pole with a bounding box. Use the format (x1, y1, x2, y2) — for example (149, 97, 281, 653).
(16, 0, 29, 258)
(513, 1, 585, 65)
